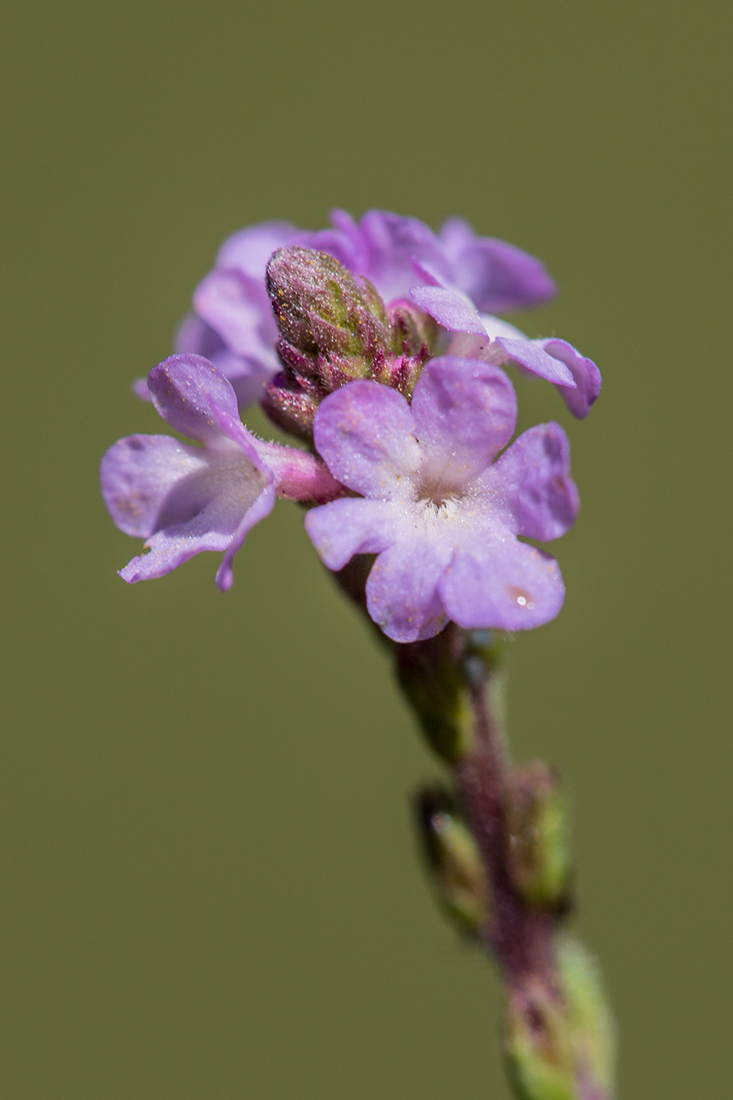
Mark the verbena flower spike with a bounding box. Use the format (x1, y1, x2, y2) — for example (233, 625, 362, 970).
(102, 210, 614, 1100)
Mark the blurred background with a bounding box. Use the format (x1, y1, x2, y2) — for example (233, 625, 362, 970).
(1, 1, 731, 1096)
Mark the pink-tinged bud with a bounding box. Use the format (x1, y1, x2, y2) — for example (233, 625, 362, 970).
(262, 370, 323, 442)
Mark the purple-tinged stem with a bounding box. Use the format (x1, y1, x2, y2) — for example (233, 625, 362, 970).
(457, 678, 557, 992)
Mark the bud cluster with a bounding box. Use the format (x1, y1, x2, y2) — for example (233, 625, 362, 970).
(263, 247, 437, 439)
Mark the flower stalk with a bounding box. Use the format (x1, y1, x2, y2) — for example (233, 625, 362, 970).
(342, 584, 616, 1100)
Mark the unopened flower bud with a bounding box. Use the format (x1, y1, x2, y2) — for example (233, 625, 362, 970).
(504, 937, 616, 1100)
(504, 978, 575, 1100)
(556, 934, 616, 1098)
(415, 786, 490, 935)
(506, 762, 571, 911)
(261, 370, 323, 443)
(266, 247, 393, 385)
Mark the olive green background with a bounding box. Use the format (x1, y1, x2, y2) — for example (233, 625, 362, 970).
(2, 1, 731, 1096)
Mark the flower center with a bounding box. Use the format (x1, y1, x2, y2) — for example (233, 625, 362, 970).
(416, 475, 462, 511)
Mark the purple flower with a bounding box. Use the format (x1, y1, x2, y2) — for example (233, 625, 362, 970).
(409, 286, 601, 419)
(305, 358, 579, 643)
(171, 211, 557, 408)
(103, 354, 342, 591)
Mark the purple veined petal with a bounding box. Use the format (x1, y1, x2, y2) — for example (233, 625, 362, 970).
(147, 355, 241, 444)
(486, 422, 579, 541)
(537, 339, 602, 419)
(215, 479, 276, 591)
(313, 380, 420, 500)
(439, 533, 566, 632)
(365, 531, 454, 643)
(193, 268, 274, 358)
(305, 498, 400, 570)
(493, 337, 576, 387)
(118, 447, 272, 585)
(409, 286, 487, 336)
(100, 435, 207, 538)
(216, 220, 300, 276)
(410, 357, 517, 492)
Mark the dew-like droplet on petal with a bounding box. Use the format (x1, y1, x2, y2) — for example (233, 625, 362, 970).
(506, 585, 535, 610)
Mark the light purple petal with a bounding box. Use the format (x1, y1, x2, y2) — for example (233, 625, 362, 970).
(463, 239, 558, 314)
(100, 435, 206, 537)
(193, 269, 275, 359)
(118, 450, 272, 585)
(437, 217, 475, 263)
(313, 381, 420, 500)
(493, 338, 576, 387)
(409, 257, 447, 288)
(479, 314, 527, 340)
(410, 357, 517, 491)
(537, 339, 602, 419)
(173, 311, 281, 408)
(486, 422, 579, 541)
(438, 219, 557, 313)
(132, 377, 152, 401)
(147, 354, 242, 444)
(357, 210, 447, 302)
(439, 535, 565, 631)
(409, 286, 487, 336)
(366, 534, 454, 643)
(215, 480, 276, 592)
(175, 312, 227, 359)
(305, 498, 400, 570)
(216, 220, 300, 276)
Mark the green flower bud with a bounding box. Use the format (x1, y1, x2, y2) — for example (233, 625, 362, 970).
(556, 934, 616, 1097)
(415, 787, 490, 935)
(504, 938, 616, 1100)
(504, 979, 575, 1100)
(506, 762, 571, 911)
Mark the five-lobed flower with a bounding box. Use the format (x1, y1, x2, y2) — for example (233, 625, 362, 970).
(102, 354, 342, 591)
(305, 357, 579, 643)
